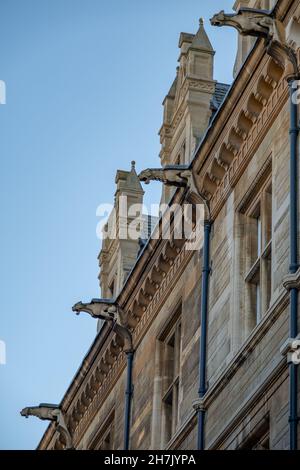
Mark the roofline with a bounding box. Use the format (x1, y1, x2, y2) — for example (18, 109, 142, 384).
(38, 0, 293, 449)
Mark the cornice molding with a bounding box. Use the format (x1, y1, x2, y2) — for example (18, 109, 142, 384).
(71, 243, 193, 447)
(192, 1, 298, 220)
(196, 55, 286, 214)
(39, 202, 193, 448)
(39, 0, 298, 450)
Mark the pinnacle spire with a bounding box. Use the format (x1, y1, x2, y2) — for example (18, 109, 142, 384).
(191, 17, 214, 51)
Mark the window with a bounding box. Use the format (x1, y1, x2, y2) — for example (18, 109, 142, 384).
(160, 309, 182, 445)
(256, 1, 273, 11)
(109, 279, 115, 298)
(260, 0, 271, 10)
(89, 411, 115, 450)
(174, 141, 186, 165)
(98, 427, 114, 451)
(252, 432, 270, 450)
(239, 417, 270, 450)
(245, 180, 272, 328)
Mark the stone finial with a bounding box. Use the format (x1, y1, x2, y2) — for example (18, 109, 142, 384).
(131, 160, 136, 172)
(192, 17, 214, 51)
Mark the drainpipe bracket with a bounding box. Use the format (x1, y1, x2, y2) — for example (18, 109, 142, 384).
(280, 336, 300, 364)
(288, 416, 300, 424)
(289, 128, 300, 135)
(124, 348, 135, 355)
(192, 398, 206, 413)
(283, 270, 300, 291)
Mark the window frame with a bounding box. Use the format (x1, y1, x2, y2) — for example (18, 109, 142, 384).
(88, 410, 115, 450)
(244, 177, 272, 326)
(159, 305, 182, 446)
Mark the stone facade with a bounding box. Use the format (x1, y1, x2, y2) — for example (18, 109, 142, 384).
(38, 0, 300, 450)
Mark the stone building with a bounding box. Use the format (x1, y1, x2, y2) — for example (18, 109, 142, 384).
(38, 0, 300, 450)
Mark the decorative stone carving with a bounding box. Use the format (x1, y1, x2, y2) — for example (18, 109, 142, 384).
(139, 165, 210, 218)
(210, 8, 299, 77)
(57, 218, 189, 447)
(139, 165, 191, 187)
(100, 358, 110, 375)
(144, 278, 158, 298)
(210, 9, 286, 43)
(20, 404, 73, 450)
(72, 299, 133, 353)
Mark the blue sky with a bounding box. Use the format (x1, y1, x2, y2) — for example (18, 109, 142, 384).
(0, 0, 236, 449)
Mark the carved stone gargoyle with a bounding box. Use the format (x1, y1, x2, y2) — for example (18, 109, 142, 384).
(210, 8, 299, 77)
(139, 165, 191, 187)
(72, 299, 133, 353)
(138, 165, 210, 214)
(20, 404, 73, 450)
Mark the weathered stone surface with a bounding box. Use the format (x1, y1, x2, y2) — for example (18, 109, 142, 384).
(37, 0, 300, 451)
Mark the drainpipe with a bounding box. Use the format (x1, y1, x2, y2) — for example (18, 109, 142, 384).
(137, 165, 213, 449)
(197, 220, 211, 450)
(72, 299, 135, 450)
(124, 350, 134, 450)
(288, 78, 299, 450)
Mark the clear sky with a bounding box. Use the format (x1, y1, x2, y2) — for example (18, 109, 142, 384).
(0, 0, 236, 449)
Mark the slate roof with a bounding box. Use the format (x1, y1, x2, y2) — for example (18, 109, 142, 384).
(210, 82, 231, 119)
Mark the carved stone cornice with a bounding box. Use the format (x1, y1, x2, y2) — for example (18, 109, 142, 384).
(192, 1, 300, 219)
(210, 73, 287, 219)
(70, 243, 192, 447)
(39, 189, 193, 449)
(195, 55, 286, 208)
(39, 0, 298, 450)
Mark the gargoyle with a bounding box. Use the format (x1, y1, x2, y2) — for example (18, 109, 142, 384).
(20, 404, 73, 450)
(138, 165, 191, 187)
(72, 299, 133, 352)
(210, 8, 285, 42)
(139, 165, 210, 217)
(210, 8, 299, 75)
(72, 299, 117, 321)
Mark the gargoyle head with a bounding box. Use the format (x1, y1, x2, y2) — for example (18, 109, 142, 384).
(20, 407, 30, 418)
(138, 169, 154, 185)
(72, 299, 116, 320)
(20, 404, 60, 421)
(210, 10, 226, 27)
(72, 301, 89, 316)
